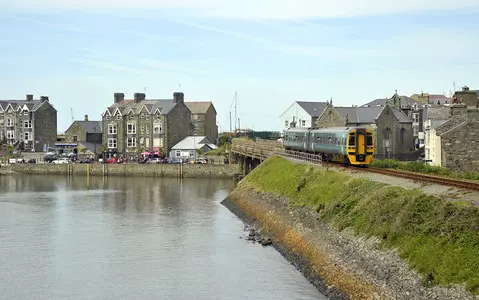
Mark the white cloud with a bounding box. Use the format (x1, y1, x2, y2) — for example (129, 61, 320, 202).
(3, 0, 479, 20)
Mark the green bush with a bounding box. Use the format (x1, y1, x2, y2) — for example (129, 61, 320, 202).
(244, 156, 479, 294)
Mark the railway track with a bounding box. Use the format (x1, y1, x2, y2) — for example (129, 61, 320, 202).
(363, 167, 479, 191)
(231, 140, 479, 191)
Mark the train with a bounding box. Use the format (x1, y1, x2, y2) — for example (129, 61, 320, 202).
(282, 127, 375, 166)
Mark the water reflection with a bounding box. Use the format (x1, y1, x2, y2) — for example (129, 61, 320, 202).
(0, 175, 324, 300)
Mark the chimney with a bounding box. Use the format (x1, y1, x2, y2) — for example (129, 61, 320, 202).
(40, 96, 49, 102)
(114, 93, 125, 103)
(134, 93, 146, 103)
(451, 103, 467, 117)
(84, 114, 89, 121)
(173, 92, 184, 104)
(26, 94, 33, 102)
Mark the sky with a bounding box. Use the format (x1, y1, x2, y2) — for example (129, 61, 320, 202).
(0, 1, 478, 132)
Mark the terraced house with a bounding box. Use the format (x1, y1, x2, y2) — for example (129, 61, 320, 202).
(0, 94, 57, 152)
(185, 101, 218, 143)
(101, 92, 191, 158)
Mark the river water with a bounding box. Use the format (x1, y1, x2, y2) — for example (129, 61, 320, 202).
(0, 175, 325, 300)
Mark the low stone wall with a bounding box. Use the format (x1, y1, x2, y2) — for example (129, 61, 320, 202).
(8, 163, 240, 179)
(224, 185, 477, 300)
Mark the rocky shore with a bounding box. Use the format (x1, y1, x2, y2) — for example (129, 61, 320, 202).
(223, 185, 478, 300)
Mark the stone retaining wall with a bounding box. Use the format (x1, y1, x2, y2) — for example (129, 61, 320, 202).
(225, 185, 478, 300)
(7, 163, 240, 179)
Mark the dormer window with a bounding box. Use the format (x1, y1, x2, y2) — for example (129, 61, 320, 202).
(106, 115, 111, 120)
(116, 115, 121, 120)
(141, 114, 145, 119)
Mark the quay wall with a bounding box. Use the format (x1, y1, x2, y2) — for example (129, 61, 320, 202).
(5, 163, 240, 179)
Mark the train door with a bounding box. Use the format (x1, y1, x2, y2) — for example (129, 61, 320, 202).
(356, 130, 367, 162)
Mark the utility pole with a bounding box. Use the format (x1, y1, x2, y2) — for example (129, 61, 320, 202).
(229, 111, 232, 132)
(234, 91, 238, 132)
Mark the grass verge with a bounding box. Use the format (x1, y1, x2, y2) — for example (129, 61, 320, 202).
(242, 156, 479, 294)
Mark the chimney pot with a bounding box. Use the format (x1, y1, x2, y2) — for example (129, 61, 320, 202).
(40, 96, 49, 102)
(134, 93, 146, 103)
(26, 94, 33, 102)
(173, 92, 184, 104)
(84, 114, 89, 121)
(114, 93, 125, 103)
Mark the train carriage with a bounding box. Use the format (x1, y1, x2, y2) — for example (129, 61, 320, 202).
(283, 128, 310, 151)
(283, 127, 374, 166)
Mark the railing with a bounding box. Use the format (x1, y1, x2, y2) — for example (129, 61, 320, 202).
(231, 139, 322, 166)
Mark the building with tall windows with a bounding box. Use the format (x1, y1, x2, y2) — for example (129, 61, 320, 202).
(0, 94, 57, 152)
(101, 92, 191, 158)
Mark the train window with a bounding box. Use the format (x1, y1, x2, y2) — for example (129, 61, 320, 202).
(348, 136, 355, 146)
(367, 134, 373, 146)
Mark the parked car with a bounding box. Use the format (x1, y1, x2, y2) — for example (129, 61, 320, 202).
(53, 158, 70, 164)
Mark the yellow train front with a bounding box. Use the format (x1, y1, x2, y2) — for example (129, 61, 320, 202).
(307, 127, 375, 166)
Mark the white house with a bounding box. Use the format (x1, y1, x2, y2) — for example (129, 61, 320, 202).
(423, 106, 450, 165)
(279, 101, 328, 131)
(169, 136, 217, 160)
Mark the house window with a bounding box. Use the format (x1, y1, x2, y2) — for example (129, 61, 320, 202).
(141, 114, 145, 119)
(6, 119, 13, 127)
(106, 115, 111, 120)
(193, 114, 198, 120)
(73, 136, 78, 143)
(412, 113, 419, 123)
(140, 124, 145, 134)
(108, 124, 117, 134)
(24, 120, 32, 128)
(285, 120, 289, 128)
(146, 115, 149, 120)
(116, 115, 121, 120)
(6, 130, 14, 139)
(145, 138, 150, 147)
(302, 120, 306, 127)
(127, 137, 137, 147)
(189, 150, 195, 157)
(127, 122, 136, 134)
(153, 121, 163, 134)
(23, 110, 28, 116)
(24, 132, 31, 141)
(108, 138, 117, 148)
(413, 127, 419, 136)
(175, 150, 181, 157)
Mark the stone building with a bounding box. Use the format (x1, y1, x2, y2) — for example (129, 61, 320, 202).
(428, 104, 479, 171)
(185, 101, 218, 143)
(363, 92, 424, 148)
(453, 86, 479, 108)
(0, 94, 57, 152)
(316, 103, 414, 160)
(65, 115, 102, 155)
(101, 92, 191, 158)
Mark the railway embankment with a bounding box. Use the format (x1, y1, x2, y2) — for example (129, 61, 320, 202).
(223, 156, 479, 300)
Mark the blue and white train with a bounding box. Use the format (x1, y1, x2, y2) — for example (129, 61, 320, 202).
(283, 127, 375, 166)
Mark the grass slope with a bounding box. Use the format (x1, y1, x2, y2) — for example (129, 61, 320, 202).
(243, 156, 479, 294)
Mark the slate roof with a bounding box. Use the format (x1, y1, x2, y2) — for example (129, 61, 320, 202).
(423, 106, 450, 121)
(77, 121, 102, 133)
(427, 95, 451, 105)
(78, 141, 101, 154)
(333, 106, 411, 124)
(105, 99, 177, 116)
(296, 101, 328, 117)
(362, 96, 419, 107)
(335, 107, 383, 124)
(0, 99, 51, 112)
(185, 102, 215, 114)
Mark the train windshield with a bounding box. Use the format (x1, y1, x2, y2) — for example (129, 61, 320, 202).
(348, 136, 355, 146)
